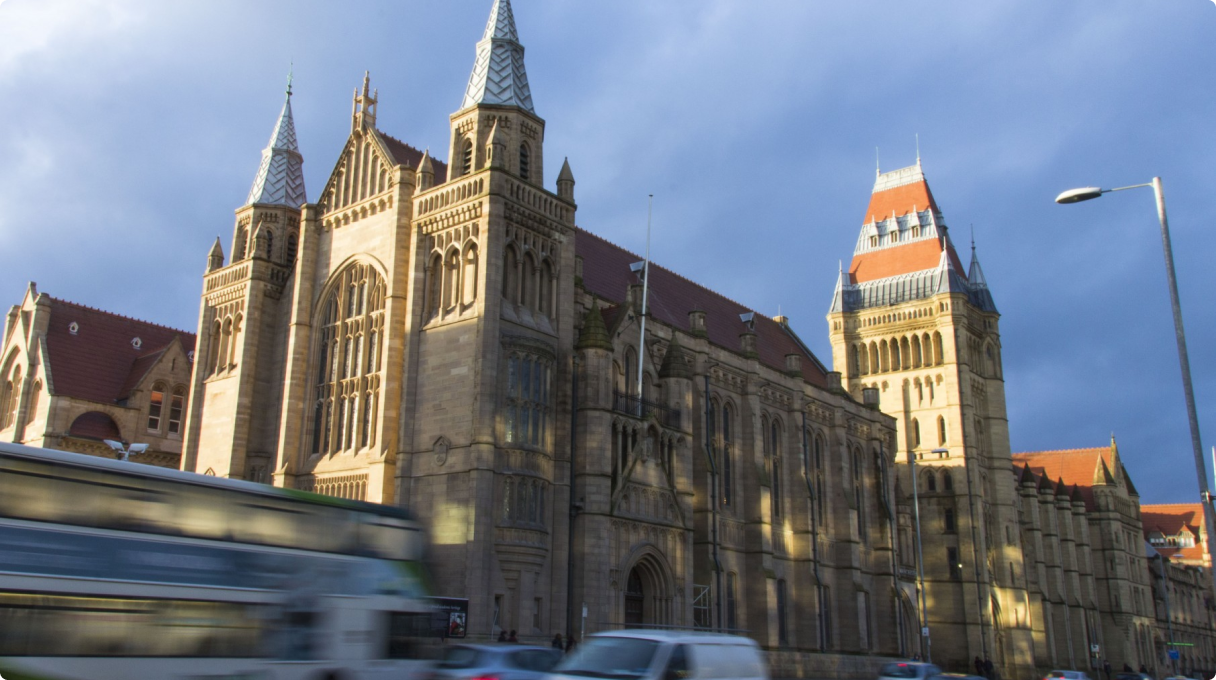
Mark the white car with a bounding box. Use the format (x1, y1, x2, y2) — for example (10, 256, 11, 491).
(549, 630, 768, 680)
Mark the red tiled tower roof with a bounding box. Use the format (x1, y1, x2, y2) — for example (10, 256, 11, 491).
(575, 228, 828, 387)
(44, 297, 196, 404)
(1012, 445, 1126, 511)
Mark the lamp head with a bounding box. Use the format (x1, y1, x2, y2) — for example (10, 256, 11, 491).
(738, 312, 755, 330)
(128, 443, 149, 455)
(629, 261, 645, 278)
(1055, 187, 1104, 204)
(103, 439, 125, 453)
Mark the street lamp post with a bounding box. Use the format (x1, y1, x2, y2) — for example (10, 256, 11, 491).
(1056, 177, 1216, 594)
(103, 439, 148, 462)
(909, 446, 933, 661)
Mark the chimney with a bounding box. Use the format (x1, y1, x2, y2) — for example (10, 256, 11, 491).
(785, 353, 802, 376)
(739, 331, 758, 359)
(862, 386, 880, 409)
(826, 371, 843, 393)
(689, 310, 707, 337)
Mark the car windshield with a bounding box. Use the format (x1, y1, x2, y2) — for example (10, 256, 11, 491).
(554, 637, 661, 679)
(439, 646, 483, 669)
(881, 663, 925, 678)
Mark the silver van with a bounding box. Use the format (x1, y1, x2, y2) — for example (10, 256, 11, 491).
(549, 630, 768, 680)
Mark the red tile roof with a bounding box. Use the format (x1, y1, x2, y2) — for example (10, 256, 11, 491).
(378, 132, 449, 183)
(849, 238, 965, 284)
(575, 228, 828, 386)
(1142, 503, 1207, 562)
(1012, 447, 1119, 511)
(44, 298, 196, 404)
(863, 180, 940, 225)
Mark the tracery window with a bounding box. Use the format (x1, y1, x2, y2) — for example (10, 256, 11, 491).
(0, 361, 18, 430)
(500, 475, 547, 527)
(505, 352, 552, 449)
(770, 418, 782, 519)
(148, 383, 165, 432)
(461, 139, 474, 176)
(311, 264, 385, 456)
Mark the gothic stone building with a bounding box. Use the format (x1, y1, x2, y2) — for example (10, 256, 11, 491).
(182, 0, 906, 668)
(0, 282, 195, 467)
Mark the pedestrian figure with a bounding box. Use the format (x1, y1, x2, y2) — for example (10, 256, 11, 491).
(566, 636, 577, 653)
(508, 629, 518, 643)
(975, 657, 985, 678)
(552, 633, 564, 650)
(983, 657, 994, 680)
(498, 630, 507, 642)
(1103, 659, 1112, 680)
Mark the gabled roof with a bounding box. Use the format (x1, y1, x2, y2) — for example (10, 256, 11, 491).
(461, 0, 535, 114)
(1012, 443, 1130, 511)
(576, 228, 828, 387)
(44, 297, 196, 404)
(246, 87, 307, 207)
(1141, 503, 1208, 563)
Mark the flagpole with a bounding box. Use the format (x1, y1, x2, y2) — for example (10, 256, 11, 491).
(635, 195, 653, 416)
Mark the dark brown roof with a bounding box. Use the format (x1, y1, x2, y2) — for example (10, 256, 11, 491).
(378, 131, 449, 183)
(45, 298, 196, 404)
(575, 228, 828, 386)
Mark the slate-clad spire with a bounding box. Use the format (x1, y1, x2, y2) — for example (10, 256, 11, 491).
(461, 0, 535, 113)
(967, 237, 998, 312)
(247, 76, 307, 208)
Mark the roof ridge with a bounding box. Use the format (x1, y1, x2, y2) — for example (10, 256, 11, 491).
(50, 296, 194, 336)
(578, 228, 769, 318)
(377, 131, 449, 167)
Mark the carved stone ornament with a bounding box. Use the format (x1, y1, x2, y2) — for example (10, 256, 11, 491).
(434, 436, 451, 466)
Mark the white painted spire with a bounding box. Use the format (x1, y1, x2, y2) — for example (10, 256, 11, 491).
(461, 0, 535, 113)
(247, 76, 307, 208)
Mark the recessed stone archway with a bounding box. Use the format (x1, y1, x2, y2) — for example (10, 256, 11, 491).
(620, 546, 675, 628)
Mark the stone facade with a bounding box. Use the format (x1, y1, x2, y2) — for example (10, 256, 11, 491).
(180, 0, 910, 659)
(0, 282, 195, 467)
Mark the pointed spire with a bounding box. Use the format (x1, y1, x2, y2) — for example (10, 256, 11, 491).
(246, 76, 307, 208)
(417, 150, 435, 191)
(557, 157, 575, 200)
(207, 237, 225, 272)
(461, 0, 535, 113)
(576, 302, 613, 351)
(351, 71, 378, 132)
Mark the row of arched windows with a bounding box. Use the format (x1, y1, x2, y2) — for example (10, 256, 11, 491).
(311, 264, 385, 456)
(233, 225, 298, 267)
(425, 243, 479, 320)
(206, 311, 243, 377)
(922, 466, 955, 493)
(501, 476, 547, 527)
(502, 244, 555, 318)
(457, 137, 533, 181)
(147, 382, 187, 436)
(850, 331, 944, 376)
(967, 337, 1001, 378)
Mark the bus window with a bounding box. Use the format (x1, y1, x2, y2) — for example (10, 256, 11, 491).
(385, 611, 430, 659)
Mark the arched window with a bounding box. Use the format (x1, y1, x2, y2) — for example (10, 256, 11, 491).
(539, 260, 554, 316)
(519, 143, 531, 180)
(25, 380, 40, 425)
(770, 419, 782, 518)
(849, 344, 860, 375)
(264, 229, 274, 260)
(462, 245, 479, 306)
(624, 347, 637, 398)
(932, 331, 944, 365)
(444, 249, 461, 310)
(208, 320, 222, 375)
(234, 227, 248, 261)
(912, 335, 923, 367)
(813, 433, 826, 519)
(312, 264, 386, 455)
(890, 339, 901, 371)
(521, 253, 537, 310)
(722, 403, 733, 507)
(461, 138, 474, 176)
(776, 579, 789, 644)
(503, 478, 513, 520)
(911, 418, 920, 448)
(147, 383, 166, 432)
(944, 507, 956, 532)
(0, 364, 15, 430)
(868, 342, 879, 374)
(503, 246, 519, 304)
(938, 416, 947, 445)
(286, 232, 299, 264)
(942, 470, 953, 492)
(219, 318, 232, 370)
(926, 470, 937, 492)
(426, 253, 443, 319)
(168, 386, 185, 435)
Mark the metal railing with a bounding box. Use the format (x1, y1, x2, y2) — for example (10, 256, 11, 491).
(612, 390, 680, 428)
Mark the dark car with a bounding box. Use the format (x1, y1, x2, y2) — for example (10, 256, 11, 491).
(428, 643, 562, 680)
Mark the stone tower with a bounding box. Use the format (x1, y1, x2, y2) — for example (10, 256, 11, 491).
(827, 162, 1035, 678)
(182, 78, 306, 482)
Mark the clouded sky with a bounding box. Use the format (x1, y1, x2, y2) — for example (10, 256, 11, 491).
(1, 0, 1214, 504)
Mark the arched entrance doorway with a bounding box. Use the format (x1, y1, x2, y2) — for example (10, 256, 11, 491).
(625, 569, 645, 626)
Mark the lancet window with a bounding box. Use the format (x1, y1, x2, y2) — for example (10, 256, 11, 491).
(0, 360, 19, 430)
(501, 241, 556, 321)
(310, 264, 385, 456)
(500, 475, 547, 527)
(425, 238, 480, 322)
(148, 383, 165, 432)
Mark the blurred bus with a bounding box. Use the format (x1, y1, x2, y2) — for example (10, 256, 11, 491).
(0, 441, 433, 680)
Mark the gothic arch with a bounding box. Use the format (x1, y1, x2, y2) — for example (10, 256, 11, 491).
(621, 544, 677, 627)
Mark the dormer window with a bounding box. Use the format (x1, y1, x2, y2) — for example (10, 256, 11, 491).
(870, 235, 878, 248)
(519, 143, 530, 181)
